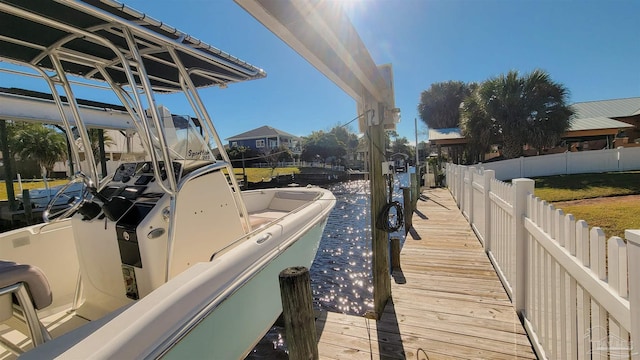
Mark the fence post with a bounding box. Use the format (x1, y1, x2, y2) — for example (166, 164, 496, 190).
(625, 230, 640, 358)
(468, 167, 476, 224)
(513, 178, 535, 319)
(458, 166, 464, 209)
(483, 170, 495, 253)
(456, 165, 462, 205)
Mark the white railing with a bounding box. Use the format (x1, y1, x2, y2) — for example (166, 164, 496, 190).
(446, 163, 639, 359)
(478, 147, 640, 180)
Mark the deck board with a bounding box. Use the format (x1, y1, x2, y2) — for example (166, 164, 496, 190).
(316, 187, 536, 359)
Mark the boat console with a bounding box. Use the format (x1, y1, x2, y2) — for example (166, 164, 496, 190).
(71, 161, 182, 317)
(70, 160, 248, 320)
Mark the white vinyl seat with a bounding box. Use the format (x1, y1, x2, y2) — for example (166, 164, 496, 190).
(0, 260, 52, 353)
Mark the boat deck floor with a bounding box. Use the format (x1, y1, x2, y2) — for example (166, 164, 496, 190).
(315, 187, 536, 359)
(0, 309, 88, 358)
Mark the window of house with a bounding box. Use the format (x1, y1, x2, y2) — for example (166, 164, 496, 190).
(256, 139, 265, 148)
(231, 141, 238, 147)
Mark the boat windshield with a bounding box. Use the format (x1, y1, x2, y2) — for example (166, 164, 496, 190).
(148, 106, 216, 169)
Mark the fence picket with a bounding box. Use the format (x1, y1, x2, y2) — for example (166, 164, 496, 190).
(577, 220, 589, 267)
(607, 237, 630, 358)
(590, 227, 606, 280)
(555, 209, 565, 248)
(565, 214, 576, 256)
(550, 259, 558, 358)
(445, 163, 637, 360)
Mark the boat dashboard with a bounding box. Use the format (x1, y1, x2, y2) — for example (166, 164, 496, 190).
(103, 161, 183, 199)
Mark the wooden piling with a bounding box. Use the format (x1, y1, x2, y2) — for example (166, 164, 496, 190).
(367, 108, 391, 319)
(22, 189, 32, 225)
(390, 236, 401, 271)
(402, 187, 412, 233)
(279, 266, 318, 360)
(410, 172, 419, 207)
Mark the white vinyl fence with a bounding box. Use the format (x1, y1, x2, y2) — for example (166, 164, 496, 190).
(479, 147, 640, 180)
(446, 163, 639, 359)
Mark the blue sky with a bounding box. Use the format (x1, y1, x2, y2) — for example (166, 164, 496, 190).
(5, 0, 640, 144)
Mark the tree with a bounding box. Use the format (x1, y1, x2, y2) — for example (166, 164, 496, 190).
(461, 69, 573, 159)
(14, 123, 67, 177)
(329, 126, 359, 166)
(263, 145, 293, 169)
(389, 136, 415, 163)
(87, 129, 115, 162)
(418, 81, 472, 129)
(227, 145, 261, 167)
(460, 88, 494, 162)
(301, 129, 347, 164)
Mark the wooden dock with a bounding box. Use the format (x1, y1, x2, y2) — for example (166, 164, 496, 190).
(315, 187, 537, 359)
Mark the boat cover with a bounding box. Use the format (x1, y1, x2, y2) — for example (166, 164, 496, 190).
(0, 0, 266, 91)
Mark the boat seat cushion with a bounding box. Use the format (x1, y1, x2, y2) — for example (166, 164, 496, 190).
(0, 260, 52, 310)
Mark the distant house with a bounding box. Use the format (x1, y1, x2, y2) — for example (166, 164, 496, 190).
(570, 97, 640, 147)
(226, 125, 301, 153)
(428, 97, 640, 161)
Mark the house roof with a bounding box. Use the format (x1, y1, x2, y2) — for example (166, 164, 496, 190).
(428, 97, 640, 146)
(428, 117, 632, 144)
(569, 117, 634, 131)
(428, 128, 464, 141)
(226, 125, 299, 141)
(571, 97, 640, 118)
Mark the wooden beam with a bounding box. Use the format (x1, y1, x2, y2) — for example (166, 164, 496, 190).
(234, 0, 391, 106)
(368, 102, 391, 319)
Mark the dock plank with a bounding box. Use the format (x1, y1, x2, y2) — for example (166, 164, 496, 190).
(316, 187, 536, 359)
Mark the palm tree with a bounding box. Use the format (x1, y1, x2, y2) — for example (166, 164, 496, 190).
(464, 69, 573, 159)
(87, 128, 115, 161)
(14, 123, 67, 177)
(460, 88, 493, 162)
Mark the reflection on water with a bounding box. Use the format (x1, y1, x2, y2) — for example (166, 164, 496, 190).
(311, 179, 373, 315)
(246, 174, 410, 359)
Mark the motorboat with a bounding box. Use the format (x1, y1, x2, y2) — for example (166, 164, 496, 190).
(0, 0, 335, 358)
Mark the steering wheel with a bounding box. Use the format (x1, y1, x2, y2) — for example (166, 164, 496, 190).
(42, 172, 94, 222)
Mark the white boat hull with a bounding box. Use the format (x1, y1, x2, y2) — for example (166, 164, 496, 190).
(8, 187, 334, 359)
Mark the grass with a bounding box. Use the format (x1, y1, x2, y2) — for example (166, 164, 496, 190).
(0, 179, 69, 201)
(555, 202, 638, 239)
(533, 171, 640, 238)
(0, 167, 305, 201)
(232, 167, 300, 183)
(533, 171, 640, 202)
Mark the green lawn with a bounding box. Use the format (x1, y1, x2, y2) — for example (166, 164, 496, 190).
(0, 168, 303, 201)
(533, 171, 640, 238)
(533, 171, 640, 202)
(0, 179, 69, 201)
(232, 167, 300, 183)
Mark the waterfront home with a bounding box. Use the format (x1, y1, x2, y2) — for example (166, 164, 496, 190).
(226, 125, 301, 154)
